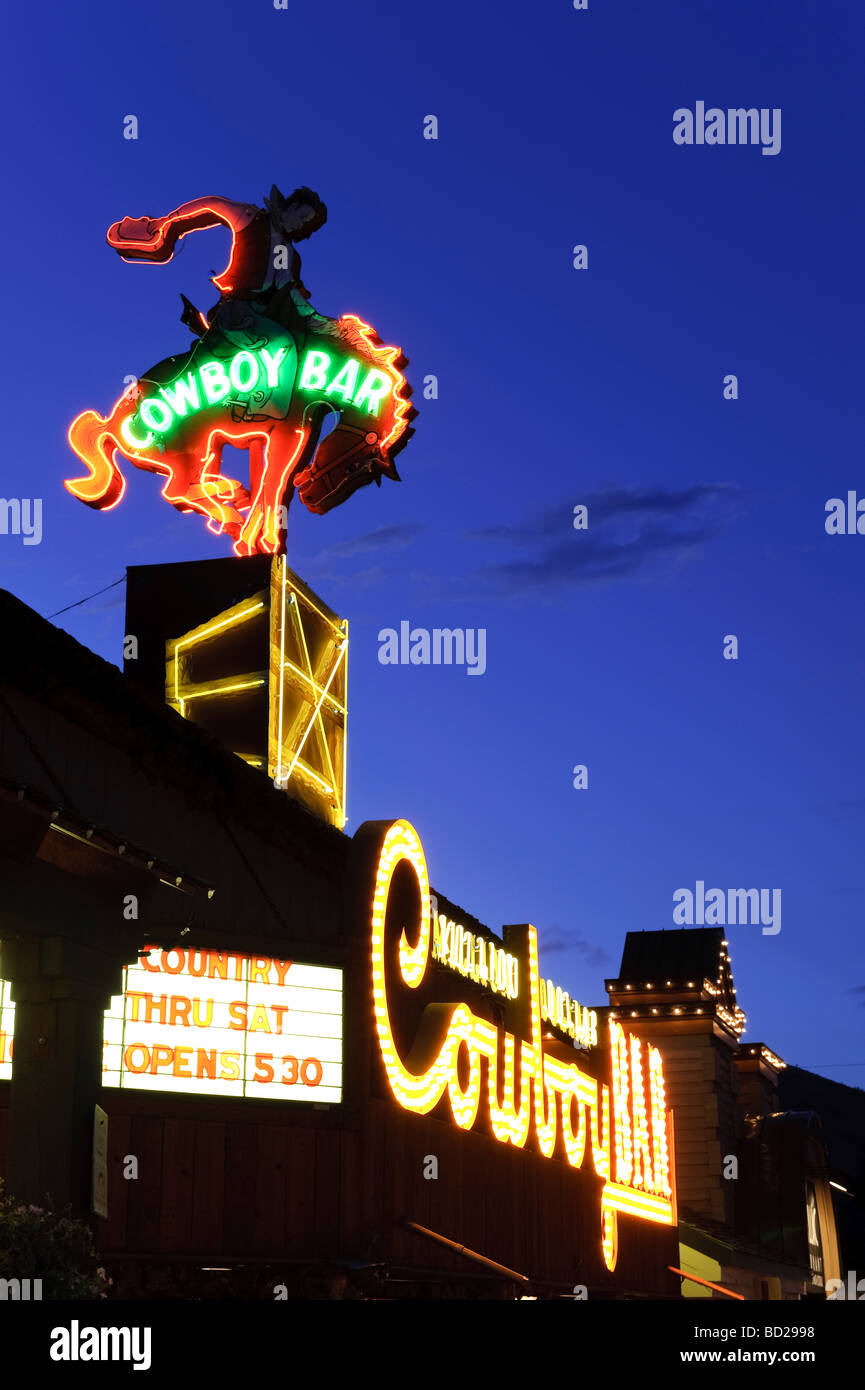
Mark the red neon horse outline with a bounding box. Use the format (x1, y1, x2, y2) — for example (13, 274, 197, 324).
(65, 190, 415, 556)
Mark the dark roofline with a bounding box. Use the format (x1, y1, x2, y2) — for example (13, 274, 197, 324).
(0, 586, 526, 938)
(783, 1064, 865, 1102)
(0, 586, 347, 864)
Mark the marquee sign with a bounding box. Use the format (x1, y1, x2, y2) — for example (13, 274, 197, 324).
(0, 950, 343, 1104)
(64, 186, 415, 556)
(429, 895, 597, 1047)
(430, 896, 519, 1001)
(539, 980, 598, 1050)
(370, 821, 676, 1271)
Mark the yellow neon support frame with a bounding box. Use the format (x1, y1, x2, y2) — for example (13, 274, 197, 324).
(165, 560, 348, 830)
(169, 599, 265, 718)
(271, 556, 347, 827)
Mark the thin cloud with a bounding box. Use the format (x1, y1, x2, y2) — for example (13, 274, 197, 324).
(471, 484, 742, 593)
(302, 563, 390, 591)
(317, 523, 423, 560)
(473, 485, 740, 546)
(538, 930, 610, 969)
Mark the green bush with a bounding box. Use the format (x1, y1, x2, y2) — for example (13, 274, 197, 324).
(0, 1181, 109, 1299)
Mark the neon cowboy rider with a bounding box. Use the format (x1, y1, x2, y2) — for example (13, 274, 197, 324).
(107, 184, 349, 348)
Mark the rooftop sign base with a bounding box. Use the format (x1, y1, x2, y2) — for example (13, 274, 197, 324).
(124, 555, 347, 827)
(165, 557, 347, 826)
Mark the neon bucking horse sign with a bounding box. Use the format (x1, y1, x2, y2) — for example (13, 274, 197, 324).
(64, 186, 416, 556)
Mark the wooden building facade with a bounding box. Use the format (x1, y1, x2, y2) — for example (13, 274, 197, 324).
(0, 570, 678, 1299)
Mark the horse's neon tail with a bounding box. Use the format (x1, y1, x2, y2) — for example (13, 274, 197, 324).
(65, 409, 127, 510)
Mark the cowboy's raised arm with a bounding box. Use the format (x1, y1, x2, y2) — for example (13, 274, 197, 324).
(107, 196, 260, 274)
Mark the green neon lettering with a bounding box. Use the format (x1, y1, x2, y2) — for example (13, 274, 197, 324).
(139, 397, 174, 432)
(160, 372, 200, 417)
(229, 350, 260, 394)
(259, 346, 288, 388)
(298, 350, 331, 392)
(353, 367, 392, 416)
(325, 358, 360, 403)
(120, 416, 154, 450)
(199, 360, 230, 405)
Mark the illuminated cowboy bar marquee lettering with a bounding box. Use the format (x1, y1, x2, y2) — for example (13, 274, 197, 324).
(119, 343, 395, 453)
(539, 980, 598, 1049)
(370, 821, 675, 1272)
(430, 895, 598, 1046)
(430, 896, 519, 1001)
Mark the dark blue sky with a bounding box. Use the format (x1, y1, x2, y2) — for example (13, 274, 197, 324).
(2, 0, 863, 1082)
